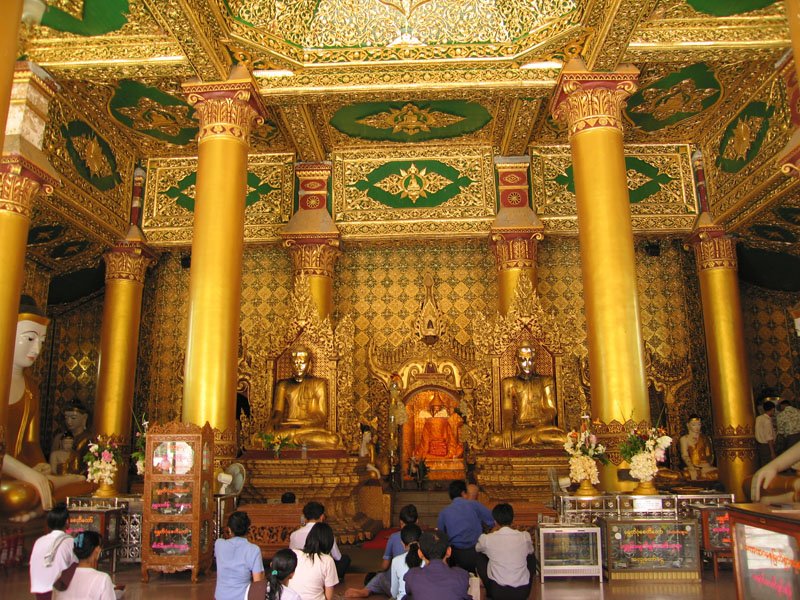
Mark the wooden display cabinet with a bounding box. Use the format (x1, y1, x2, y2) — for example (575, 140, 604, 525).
(141, 422, 215, 583)
(727, 503, 800, 600)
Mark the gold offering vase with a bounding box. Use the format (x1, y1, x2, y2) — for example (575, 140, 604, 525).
(574, 478, 600, 496)
(631, 479, 658, 495)
(93, 479, 117, 498)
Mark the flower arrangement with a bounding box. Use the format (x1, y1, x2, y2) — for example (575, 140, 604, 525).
(131, 413, 149, 475)
(619, 425, 672, 482)
(564, 417, 608, 486)
(84, 435, 123, 486)
(258, 432, 296, 457)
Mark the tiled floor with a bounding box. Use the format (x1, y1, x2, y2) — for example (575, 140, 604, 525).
(0, 552, 737, 600)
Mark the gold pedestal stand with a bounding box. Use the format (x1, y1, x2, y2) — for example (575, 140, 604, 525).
(476, 450, 568, 504)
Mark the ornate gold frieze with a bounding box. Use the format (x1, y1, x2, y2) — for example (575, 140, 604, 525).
(104, 243, 157, 283)
(276, 104, 325, 161)
(331, 146, 496, 241)
(692, 236, 737, 271)
(142, 153, 294, 246)
(713, 423, 756, 462)
(550, 66, 638, 136)
(184, 81, 266, 144)
(581, 0, 660, 72)
(530, 144, 698, 234)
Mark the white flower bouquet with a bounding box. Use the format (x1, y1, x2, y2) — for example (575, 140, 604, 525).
(619, 425, 672, 483)
(564, 419, 608, 485)
(84, 435, 122, 486)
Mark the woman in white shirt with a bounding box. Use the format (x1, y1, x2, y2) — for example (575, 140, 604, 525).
(287, 522, 339, 600)
(53, 530, 116, 600)
(390, 524, 422, 600)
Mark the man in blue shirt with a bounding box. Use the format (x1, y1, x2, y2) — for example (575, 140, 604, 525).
(404, 531, 471, 600)
(437, 480, 494, 573)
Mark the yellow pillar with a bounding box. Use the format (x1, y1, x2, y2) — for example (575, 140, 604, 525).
(180, 69, 266, 433)
(0, 0, 22, 154)
(94, 178, 156, 495)
(0, 62, 57, 462)
(281, 163, 340, 319)
(551, 60, 648, 491)
(688, 213, 756, 501)
(492, 159, 543, 314)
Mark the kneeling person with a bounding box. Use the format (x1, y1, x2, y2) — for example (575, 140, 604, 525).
(475, 503, 534, 600)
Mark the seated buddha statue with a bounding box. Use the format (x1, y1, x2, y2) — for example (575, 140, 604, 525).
(488, 343, 567, 449)
(414, 397, 463, 460)
(0, 296, 94, 521)
(265, 346, 341, 449)
(50, 401, 92, 475)
(680, 414, 718, 481)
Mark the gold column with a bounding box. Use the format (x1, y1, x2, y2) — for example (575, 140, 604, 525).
(94, 175, 156, 495)
(0, 0, 23, 154)
(181, 69, 266, 432)
(280, 163, 340, 319)
(688, 214, 756, 500)
(492, 159, 543, 314)
(0, 62, 57, 460)
(551, 60, 648, 491)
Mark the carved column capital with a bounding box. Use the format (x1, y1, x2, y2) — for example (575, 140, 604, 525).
(103, 241, 157, 283)
(550, 62, 639, 137)
(490, 232, 542, 272)
(0, 159, 55, 217)
(713, 423, 757, 462)
(183, 76, 267, 144)
(283, 238, 341, 278)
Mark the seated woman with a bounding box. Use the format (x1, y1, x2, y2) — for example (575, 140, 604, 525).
(215, 511, 265, 600)
(247, 548, 301, 600)
(53, 530, 116, 600)
(287, 522, 339, 600)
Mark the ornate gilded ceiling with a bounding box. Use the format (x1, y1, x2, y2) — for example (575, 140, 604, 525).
(11, 0, 800, 293)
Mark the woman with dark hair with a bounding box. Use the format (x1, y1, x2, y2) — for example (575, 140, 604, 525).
(246, 548, 301, 600)
(390, 524, 423, 600)
(287, 522, 339, 600)
(52, 530, 115, 600)
(215, 510, 265, 600)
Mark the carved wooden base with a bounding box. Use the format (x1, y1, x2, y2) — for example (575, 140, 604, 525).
(475, 450, 569, 504)
(239, 451, 382, 545)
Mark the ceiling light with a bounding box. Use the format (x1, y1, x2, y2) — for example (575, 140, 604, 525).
(520, 60, 563, 70)
(253, 69, 295, 78)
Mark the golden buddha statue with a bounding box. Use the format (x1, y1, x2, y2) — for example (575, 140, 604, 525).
(266, 346, 341, 449)
(680, 415, 718, 481)
(488, 343, 567, 449)
(50, 401, 92, 475)
(0, 296, 94, 521)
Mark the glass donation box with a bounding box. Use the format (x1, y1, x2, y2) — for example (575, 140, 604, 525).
(727, 503, 800, 600)
(598, 518, 701, 581)
(141, 422, 215, 583)
(536, 524, 602, 582)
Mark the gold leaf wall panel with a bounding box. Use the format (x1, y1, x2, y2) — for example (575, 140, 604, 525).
(530, 144, 698, 234)
(741, 283, 800, 403)
(41, 294, 104, 453)
(142, 153, 295, 247)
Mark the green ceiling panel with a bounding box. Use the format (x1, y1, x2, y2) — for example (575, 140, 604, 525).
(685, 0, 777, 17)
(41, 0, 129, 36)
(626, 63, 721, 132)
(554, 157, 675, 204)
(717, 101, 775, 174)
(749, 224, 798, 243)
(109, 80, 197, 146)
(351, 160, 474, 208)
(60, 120, 121, 191)
(330, 101, 492, 142)
(164, 171, 275, 212)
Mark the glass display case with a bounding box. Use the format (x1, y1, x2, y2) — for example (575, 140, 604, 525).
(691, 504, 732, 579)
(141, 422, 214, 583)
(64, 505, 123, 571)
(727, 503, 800, 600)
(598, 517, 701, 581)
(536, 524, 602, 582)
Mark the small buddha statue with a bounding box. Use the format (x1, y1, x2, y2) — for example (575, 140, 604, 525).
(265, 346, 342, 449)
(488, 342, 567, 449)
(50, 401, 92, 474)
(0, 296, 93, 521)
(49, 433, 79, 475)
(680, 414, 718, 481)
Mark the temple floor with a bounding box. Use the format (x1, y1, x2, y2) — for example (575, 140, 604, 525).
(0, 545, 737, 600)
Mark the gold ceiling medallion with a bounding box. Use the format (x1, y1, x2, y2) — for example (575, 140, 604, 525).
(116, 98, 195, 137)
(724, 116, 763, 161)
(72, 135, 111, 178)
(356, 103, 463, 135)
(629, 79, 718, 121)
(374, 163, 451, 203)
